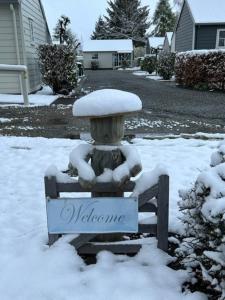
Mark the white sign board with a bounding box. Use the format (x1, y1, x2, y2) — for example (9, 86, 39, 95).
(47, 197, 138, 234)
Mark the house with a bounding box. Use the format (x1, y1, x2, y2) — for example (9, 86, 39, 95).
(146, 37, 164, 55)
(83, 40, 133, 69)
(163, 32, 173, 53)
(0, 0, 51, 94)
(175, 0, 225, 52)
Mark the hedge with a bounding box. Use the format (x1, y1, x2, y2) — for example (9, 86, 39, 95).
(175, 50, 225, 91)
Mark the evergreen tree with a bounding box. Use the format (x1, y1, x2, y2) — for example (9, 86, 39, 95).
(91, 16, 109, 40)
(151, 0, 176, 37)
(54, 15, 70, 45)
(105, 0, 150, 45)
(53, 15, 80, 50)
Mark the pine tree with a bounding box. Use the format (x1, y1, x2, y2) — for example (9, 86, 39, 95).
(151, 0, 176, 37)
(105, 0, 150, 45)
(91, 16, 109, 40)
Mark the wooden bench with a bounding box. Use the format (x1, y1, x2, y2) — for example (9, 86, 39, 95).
(44, 174, 169, 254)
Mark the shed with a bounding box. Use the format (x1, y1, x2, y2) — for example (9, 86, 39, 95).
(175, 0, 225, 52)
(146, 37, 164, 55)
(83, 40, 133, 69)
(0, 0, 51, 94)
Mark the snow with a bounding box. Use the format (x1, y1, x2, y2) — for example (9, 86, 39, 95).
(166, 32, 173, 46)
(83, 39, 133, 53)
(0, 64, 27, 72)
(177, 49, 225, 57)
(187, 0, 225, 24)
(0, 86, 59, 106)
(133, 71, 149, 76)
(0, 135, 219, 300)
(69, 144, 95, 184)
(0, 117, 12, 123)
(148, 37, 164, 49)
(146, 75, 163, 81)
(132, 164, 168, 197)
(45, 165, 75, 183)
(69, 144, 141, 185)
(73, 89, 142, 117)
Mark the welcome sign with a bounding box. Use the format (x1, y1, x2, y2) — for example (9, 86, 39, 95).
(47, 197, 138, 234)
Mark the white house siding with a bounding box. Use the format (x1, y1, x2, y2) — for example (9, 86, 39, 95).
(84, 52, 113, 69)
(21, 0, 49, 92)
(0, 4, 22, 93)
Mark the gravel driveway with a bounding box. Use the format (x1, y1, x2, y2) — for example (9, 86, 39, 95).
(0, 69, 225, 138)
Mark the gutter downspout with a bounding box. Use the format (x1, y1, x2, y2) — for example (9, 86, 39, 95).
(10, 4, 21, 64)
(18, 2, 30, 92)
(10, 4, 29, 106)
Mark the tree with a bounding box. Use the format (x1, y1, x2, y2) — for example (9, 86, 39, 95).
(151, 0, 176, 37)
(38, 44, 77, 94)
(105, 0, 150, 45)
(53, 15, 80, 50)
(91, 16, 109, 40)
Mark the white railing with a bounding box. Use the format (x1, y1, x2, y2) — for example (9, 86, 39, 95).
(0, 64, 29, 106)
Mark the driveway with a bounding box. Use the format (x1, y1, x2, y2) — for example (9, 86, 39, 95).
(1, 70, 225, 138)
(82, 70, 225, 134)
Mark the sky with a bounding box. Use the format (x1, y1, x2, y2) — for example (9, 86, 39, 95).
(42, 0, 162, 41)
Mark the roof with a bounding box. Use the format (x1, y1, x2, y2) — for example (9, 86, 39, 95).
(166, 32, 173, 45)
(186, 0, 225, 24)
(148, 37, 164, 49)
(83, 40, 133, 53)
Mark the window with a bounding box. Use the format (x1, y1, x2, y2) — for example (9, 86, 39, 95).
(216, 29, 225, 48)
(29, 18, 34, 42)
(92, 53, 98, 59)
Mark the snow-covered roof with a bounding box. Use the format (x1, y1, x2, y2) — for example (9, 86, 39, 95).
(166, 32, 173, 45)
(148, 37, 164, 49)
(73, 89, 142, 118)
(83, 40, 133, 53)
(187, 0, 225, 24)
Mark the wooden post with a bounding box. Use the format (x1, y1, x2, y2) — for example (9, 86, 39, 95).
(157, 175, 169, 252)
(44, 176, 61, 246)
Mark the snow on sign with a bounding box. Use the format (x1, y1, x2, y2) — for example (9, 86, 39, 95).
(47, 197, 138, 234)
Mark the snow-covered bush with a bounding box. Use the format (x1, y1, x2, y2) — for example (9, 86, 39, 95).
(177, 142, 225, 299)
(158, 52, 175, 80)
(175, 50, 225, 91)
(141, 56, 156, 74)
(38, 44, 77, 94)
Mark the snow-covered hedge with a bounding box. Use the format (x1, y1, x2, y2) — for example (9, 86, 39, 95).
(177, 141, 225, 299)
(38, 44, 77, 94)
(158, 52, 175, 80)
(175, 50, 225, 91)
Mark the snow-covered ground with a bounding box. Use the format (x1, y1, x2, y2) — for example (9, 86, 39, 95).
(0, 86, 59, 106)
(0, 136, 218, 299)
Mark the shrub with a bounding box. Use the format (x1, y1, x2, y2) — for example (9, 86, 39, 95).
(158, 52, 175, 80)
(38, 44, 77, 94)
(136, 57, 144, 67)
(91, 60, 99, 70)
(177, 142, 225, 299)
(121, 59, 129, 69)
(175, 50, 225, 91)
(141, 56, 157, 74)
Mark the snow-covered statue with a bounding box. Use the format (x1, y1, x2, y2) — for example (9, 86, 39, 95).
(69, 89, 143, 194)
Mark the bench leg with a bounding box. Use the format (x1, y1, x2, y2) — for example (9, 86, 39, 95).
(157, 175, 169, 252)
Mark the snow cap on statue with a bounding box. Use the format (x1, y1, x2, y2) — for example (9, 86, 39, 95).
(73, 89, 142, 118)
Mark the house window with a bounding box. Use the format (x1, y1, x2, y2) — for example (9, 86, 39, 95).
(29, 18, 34, 42)
(92, 53, 98, 59)
(216, 29, 225, 48)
